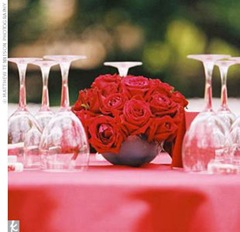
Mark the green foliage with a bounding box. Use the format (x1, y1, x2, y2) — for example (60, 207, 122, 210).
(8, 0, 240, 104)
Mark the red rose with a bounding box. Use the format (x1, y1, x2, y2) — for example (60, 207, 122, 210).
(73, 110, 97, 136)
(171, 105, 185, 125)
(72, 90, 88, 111)
(88, 115, 125, 153)
(100, 93, 127, 115)
(146, 116, 178, 142)
(72, 73, 188, 155)
(72, 88, 102, 113)
(121, 97, 152, 135)
(92, 74, 122, 96)
(149, 93, 178, 117)
(145, 79, 173, 100)
(171, 91, 188, 108)
(121, 75, 150, 98)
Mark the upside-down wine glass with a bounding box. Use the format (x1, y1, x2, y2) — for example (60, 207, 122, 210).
(30, 60, 59, 129)
(229, 57, 240, 142)
(104, 61, 142, 77)
(225, 57, 240, 173)
(182, 54, 231, 172)
(39, 55, 90, 171)
(8, 57, 42, 169)
(206, 58, 240, 174)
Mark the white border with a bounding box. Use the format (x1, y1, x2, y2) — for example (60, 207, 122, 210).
(0, 0, 8, 231)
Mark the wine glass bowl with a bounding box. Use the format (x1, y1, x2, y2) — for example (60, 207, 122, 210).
(104, 61, 142, 77)
(39, 55, 89, 171)
(40, 111, 89, 171)
(228, 57, 240, 169)
(182, 113, 229, 172)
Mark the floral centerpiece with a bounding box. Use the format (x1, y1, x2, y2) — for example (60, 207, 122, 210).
(72, 74, 188, 166)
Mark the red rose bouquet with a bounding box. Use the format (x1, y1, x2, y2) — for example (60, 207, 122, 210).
(72, 74, 188, 162)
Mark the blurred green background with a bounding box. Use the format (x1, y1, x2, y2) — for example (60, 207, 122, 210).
(8, 0, 240, 106)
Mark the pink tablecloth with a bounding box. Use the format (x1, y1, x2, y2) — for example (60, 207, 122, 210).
(8, 154, 240, 232)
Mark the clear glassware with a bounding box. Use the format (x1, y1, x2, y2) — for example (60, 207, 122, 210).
(8, 57, 42, 169)
(39, 55, 89, 171)
(207, 57, 240, 174)
(30, 60, 59, 129)
(207, 138, 239, 175)
(187, 54, 231, 113)
(182, 54, 231, 172)
(214, 59, 237, 128)
(228, 57, 240, 171)
(230, 115, 240, 174)
(104, 61, 142, 77)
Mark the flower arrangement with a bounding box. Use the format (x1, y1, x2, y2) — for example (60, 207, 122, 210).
(72, 74, 188, 156)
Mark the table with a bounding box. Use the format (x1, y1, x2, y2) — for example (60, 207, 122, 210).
(8, 107, 240, 232)
(8, 154, 240, 232)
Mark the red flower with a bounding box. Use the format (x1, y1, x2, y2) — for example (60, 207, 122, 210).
(145, 79, 173, 100)
(72, 88, 102, 113)
(149, 93, 178, 117)
(171, 91, 189, 108)
(121, 75, 151, 98)
(73, 110, 96, 137)
(88, 115, 125, 153)
(146, 116, 178, 142)
(91, 74, 122, 96)
(72, 74, 188, 154)
(100, 93, 127, 115)
(121, 97, 152, 135)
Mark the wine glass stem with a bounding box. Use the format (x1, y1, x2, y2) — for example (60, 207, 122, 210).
(18, 63, 27, 109)
(219, 66, 229, 110)
(40, 67, 51, 111)
(118, 67, 128, 77)
(60, 63, 70, 109)
(203, 62, 214, 112)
